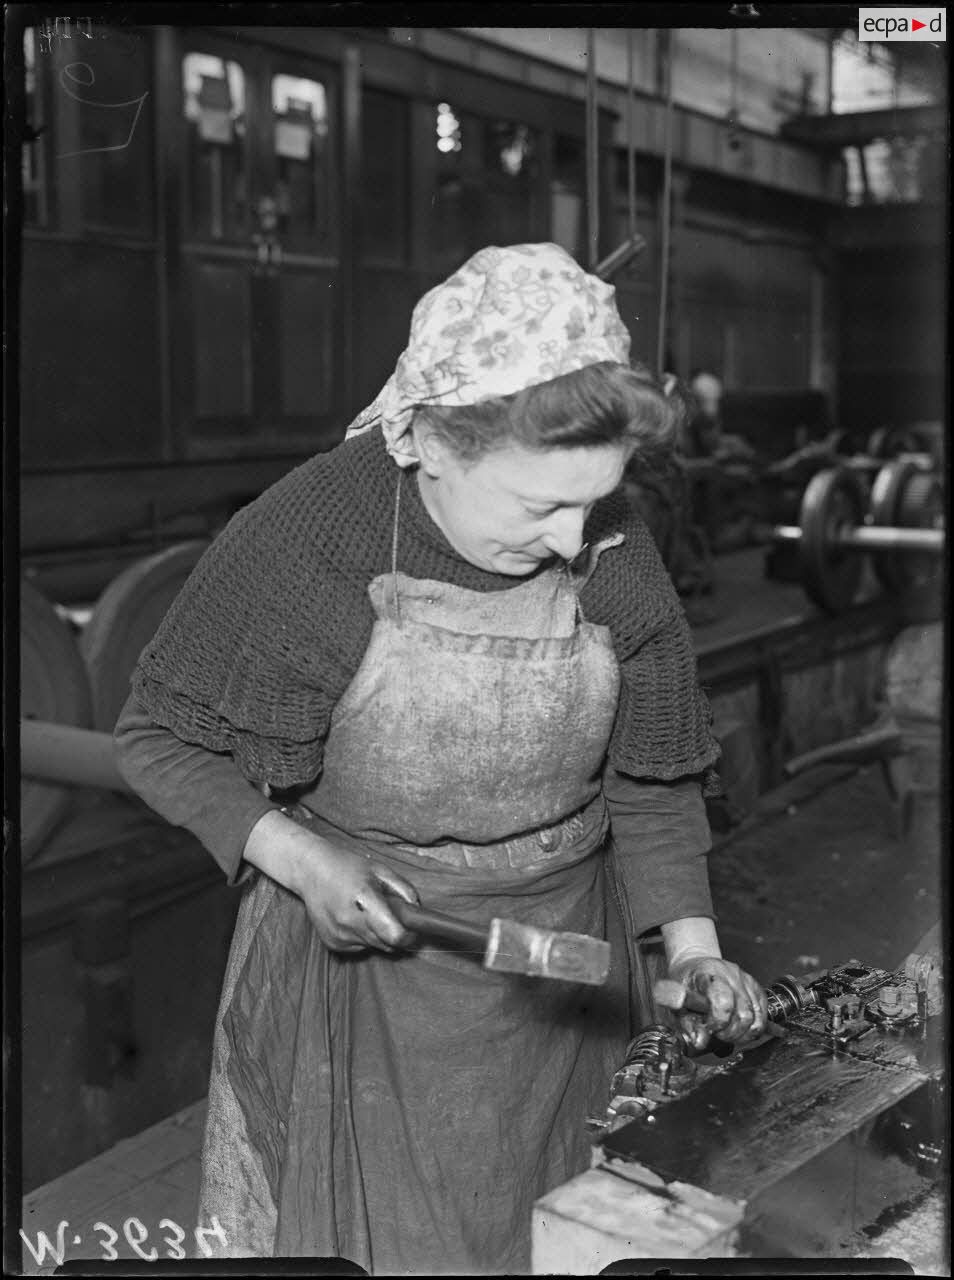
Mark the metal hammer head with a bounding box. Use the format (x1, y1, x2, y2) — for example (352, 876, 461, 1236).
(484, 918, 610, 986)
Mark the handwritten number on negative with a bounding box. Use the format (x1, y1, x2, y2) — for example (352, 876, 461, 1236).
(92, 1222, 119, 1262)
(22, 1217, 228, 1262)
(194, 1216, 229, 1257)
(124, 1218, 159, 1262)
(159, 1218, 187, 1260)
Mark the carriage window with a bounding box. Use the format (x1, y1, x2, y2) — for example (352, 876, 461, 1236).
(486, 121, 534, 178)
(271, 74, 331, 249)
(183, 53, 248, 240)
(23, 28, 48, 226)
(431, 105, 542, 272)
(361, 88, 408, 263)
(431, 102, 474, 273)
(481, 118, 540, 244)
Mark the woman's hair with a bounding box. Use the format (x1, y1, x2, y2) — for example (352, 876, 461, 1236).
(413, 360, 687, 472)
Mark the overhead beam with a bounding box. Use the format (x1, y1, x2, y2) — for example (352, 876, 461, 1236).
(780, 104, 947, 149)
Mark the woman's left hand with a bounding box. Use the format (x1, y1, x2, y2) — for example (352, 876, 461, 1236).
(666, 955, 768, 1051)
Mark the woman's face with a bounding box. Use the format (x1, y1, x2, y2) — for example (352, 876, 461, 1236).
(415, 436, 631, 575)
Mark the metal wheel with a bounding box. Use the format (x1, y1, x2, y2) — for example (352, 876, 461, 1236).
(798, 467, 867, 613)
(869, 460, 943, 596)
(80, 541, 209, 731)
(867, 425, 920, 460)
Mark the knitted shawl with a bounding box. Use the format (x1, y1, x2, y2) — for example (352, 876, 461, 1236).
(132, 430, 720, 794)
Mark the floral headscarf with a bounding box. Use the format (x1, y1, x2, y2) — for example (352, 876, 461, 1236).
(345, 242, 632, 467)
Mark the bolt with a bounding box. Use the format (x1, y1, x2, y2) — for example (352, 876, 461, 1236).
(878, 985, 902, 1014)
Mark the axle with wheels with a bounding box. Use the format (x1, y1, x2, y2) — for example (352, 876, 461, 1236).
(771, 459, 944, 613)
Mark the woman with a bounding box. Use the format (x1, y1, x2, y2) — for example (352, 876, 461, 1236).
(114, 243, 767, 1274)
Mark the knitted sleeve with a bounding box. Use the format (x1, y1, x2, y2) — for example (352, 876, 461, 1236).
(582, 490, 722, 792)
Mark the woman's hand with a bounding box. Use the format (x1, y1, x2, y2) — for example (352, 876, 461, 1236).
(667, 954, 768, 1051)
(243, 810, 420, 953)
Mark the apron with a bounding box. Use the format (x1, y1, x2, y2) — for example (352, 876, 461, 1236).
(198, 480, 636, 1273)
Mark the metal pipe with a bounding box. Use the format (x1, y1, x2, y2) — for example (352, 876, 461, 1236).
(20, 719, 133, 793)
(585, 28, 600, 271)
(626, 29, 637, 240)
(341, 44, 362, 416)
(839, 526, 944, 551)
(594, 233, 646, 281)
(784, 725, 905, 777)
(656, 29, 675, 376)
(774, 525, 944, 552)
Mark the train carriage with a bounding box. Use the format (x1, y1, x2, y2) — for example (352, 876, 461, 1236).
(17, 19, 889, 604)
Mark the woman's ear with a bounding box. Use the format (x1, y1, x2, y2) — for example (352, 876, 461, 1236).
(410, 417, 448, 478)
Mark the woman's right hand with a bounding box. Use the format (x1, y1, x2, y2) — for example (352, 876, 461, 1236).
(243, 809, 420, 953)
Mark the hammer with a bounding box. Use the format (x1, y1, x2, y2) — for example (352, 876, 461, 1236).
(388, 896, 611, 986)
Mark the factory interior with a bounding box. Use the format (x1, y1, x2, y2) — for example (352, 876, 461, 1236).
(8, 12, 948, 1277)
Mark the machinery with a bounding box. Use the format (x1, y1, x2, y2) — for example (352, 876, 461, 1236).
(533, 953, 946, 1270)
(767, 455, 944, 613)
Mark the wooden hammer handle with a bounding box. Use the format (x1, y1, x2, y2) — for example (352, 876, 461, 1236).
(678, 987, 712, 1016)
(387, 896, 488, 952)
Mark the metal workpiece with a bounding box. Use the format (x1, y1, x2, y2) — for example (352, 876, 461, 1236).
(543, 953, 945, 1270)
(587, 1024, 699, 1136)
(614, 1025, 697, 1099)
(592, 955, 945, 1258)
(653, 968, 814, 1035)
